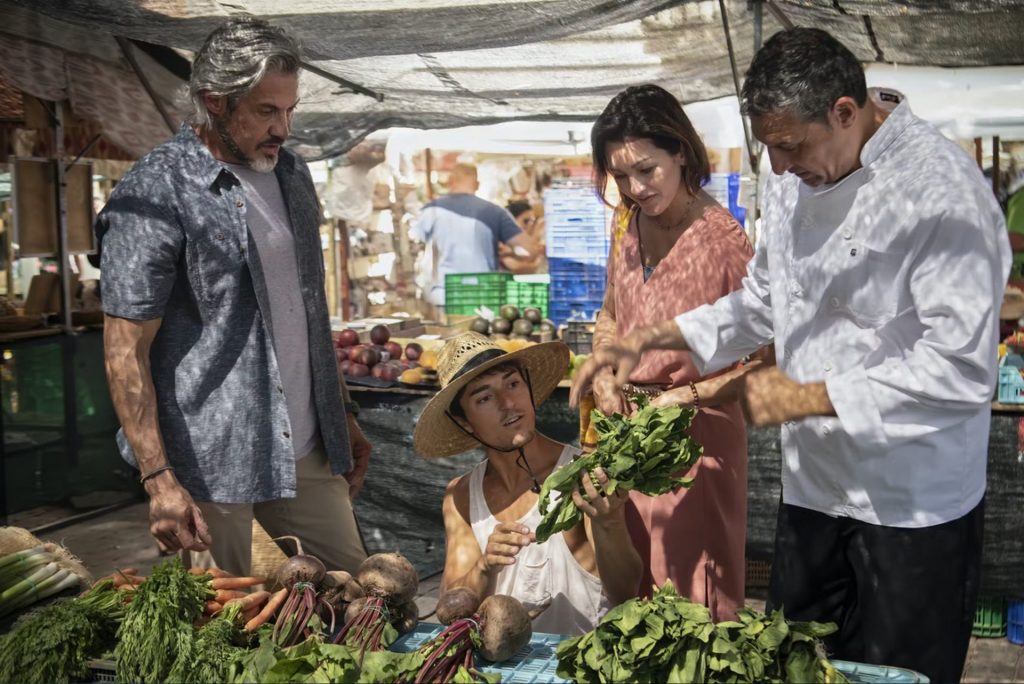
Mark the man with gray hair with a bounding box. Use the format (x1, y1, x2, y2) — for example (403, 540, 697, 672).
(97, 16, 369, 576)
(571, 28, 1010, 682)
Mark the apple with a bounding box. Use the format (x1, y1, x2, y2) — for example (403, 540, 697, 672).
(370, 324, 391, 345)
(385, 341, 403, 360)
(355, 347, 380, 367)
(348, 363, 370, 377)
(337, 328, 360, 348)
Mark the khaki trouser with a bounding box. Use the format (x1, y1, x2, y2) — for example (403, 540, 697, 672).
(187, 445, 367, 576)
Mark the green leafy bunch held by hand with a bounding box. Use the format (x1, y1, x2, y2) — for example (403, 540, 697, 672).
(535, 395, 702, 543)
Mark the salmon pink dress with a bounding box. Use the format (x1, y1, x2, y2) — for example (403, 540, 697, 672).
(611, 204, 753, 621)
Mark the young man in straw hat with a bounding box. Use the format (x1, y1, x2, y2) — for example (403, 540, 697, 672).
(413, 333, 641, 635)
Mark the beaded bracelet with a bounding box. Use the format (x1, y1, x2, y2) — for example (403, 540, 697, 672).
(688, 381, 700, 410)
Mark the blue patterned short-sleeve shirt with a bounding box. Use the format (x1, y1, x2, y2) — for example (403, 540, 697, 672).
(96, 124, 351, 503)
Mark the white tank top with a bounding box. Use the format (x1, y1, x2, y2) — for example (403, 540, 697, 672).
(468, 444, 611, 636)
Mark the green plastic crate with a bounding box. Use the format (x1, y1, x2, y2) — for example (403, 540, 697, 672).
(973, 596, 1007, 638)
(444, 272, 512, 315)
(507, 277, 550, 318)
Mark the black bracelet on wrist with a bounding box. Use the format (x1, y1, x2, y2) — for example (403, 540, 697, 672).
(140, 464, 174, 484)
(344, 400, 360, 417)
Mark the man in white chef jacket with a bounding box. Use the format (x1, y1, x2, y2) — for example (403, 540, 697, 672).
(571, 27, 1010, 684)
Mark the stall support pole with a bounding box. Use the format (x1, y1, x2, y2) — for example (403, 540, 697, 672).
(993, 136, 1001, 198)
(337, 219, 352, 321)
(425, 149, 434, 201)
(52, 103, 80, 466)
(975, 137, 984, 169)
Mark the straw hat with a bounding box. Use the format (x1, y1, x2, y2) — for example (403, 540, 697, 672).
(413, 332, 570, 458)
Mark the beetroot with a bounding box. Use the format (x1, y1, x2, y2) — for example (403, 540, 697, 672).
(332, 553, 421, 661)
(477, 594, 532, 662)
(408, 593, 532, 681)
(436, 587, 481, 625)
(357, 552, 419, 604)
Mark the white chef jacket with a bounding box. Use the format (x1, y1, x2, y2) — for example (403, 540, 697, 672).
(677, 98, 1011, 528)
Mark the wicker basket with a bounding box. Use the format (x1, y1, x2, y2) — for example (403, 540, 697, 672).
(250, 520, 288, 584)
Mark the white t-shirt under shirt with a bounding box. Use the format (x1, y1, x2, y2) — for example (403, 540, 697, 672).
(225, 162, 318, 460)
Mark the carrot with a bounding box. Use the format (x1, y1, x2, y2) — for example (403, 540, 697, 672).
(224, 590, 272, 613)
(210, 576, 265, 590)
(113, 571, 146, 588)
(245, 587, 289, 632)
(205, 600, 223, 615)
(214, 589, 249, 604)
(190, 566, 233, 579)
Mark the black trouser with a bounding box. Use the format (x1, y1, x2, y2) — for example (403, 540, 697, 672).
(766, 499, 984, 684)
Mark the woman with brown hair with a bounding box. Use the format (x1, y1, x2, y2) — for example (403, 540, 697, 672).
(584, 84, 760, 620)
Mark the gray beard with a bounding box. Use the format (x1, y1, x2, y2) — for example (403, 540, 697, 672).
(212, 114, 277, 174)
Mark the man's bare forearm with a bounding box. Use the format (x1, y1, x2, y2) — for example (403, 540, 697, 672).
(103, 316, 171, 475)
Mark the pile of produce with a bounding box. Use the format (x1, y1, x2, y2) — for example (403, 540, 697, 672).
(334, 324, 426, 382)
(0, 578, 126, 684)
(360, 588, 532, 684)
(536, 395, 702, 542)
(556, 581, 849, 683)
(470, 305, 555, 342)
(0, 543, 89, 619)
(332, 553, 420, 660)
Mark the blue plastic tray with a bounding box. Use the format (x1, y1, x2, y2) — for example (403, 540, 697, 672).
(834, 659, 930, 683)
(391, 623, 569, 683)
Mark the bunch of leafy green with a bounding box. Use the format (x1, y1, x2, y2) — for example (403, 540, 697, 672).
(228, 630, 360, 683)
(167, 601, 248, 683)
(536, 396, 702, 542)
(556, 581, 848, 684)
(0, 579, 126, 684)
(114, 558, 213, 684)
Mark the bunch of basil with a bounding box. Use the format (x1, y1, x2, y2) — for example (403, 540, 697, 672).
(556, 582, 847, 683)
(536, 395, 702, 543)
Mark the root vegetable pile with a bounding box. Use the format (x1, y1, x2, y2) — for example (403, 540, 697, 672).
(114, 558, 214, 684)
(537, 395, 702, 542)
(372, 591, 530, 684)
(332, 553, 420, 660)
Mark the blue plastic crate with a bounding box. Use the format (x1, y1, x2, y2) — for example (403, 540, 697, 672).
(998, 364, 1024, 403)
(550, 276, 605, 301)
(833, 660, 930, 683)
(549, 299, 604, 327)
(548, 257, 608, 278)
(392, 623, 569, 683)
(1009, 600, 1024, 645)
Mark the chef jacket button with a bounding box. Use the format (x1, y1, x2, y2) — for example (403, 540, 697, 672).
(830, 297, 840, 308)
(824, 361, 833, 372)
(842, 228, 853, 239)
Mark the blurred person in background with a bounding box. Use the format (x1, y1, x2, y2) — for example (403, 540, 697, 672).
(500, 200, 546, 273)
(411, 163, 540, 312)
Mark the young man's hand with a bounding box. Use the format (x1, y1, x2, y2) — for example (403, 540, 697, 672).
(572, 467, 629, 527)
(478, 522, 534, 574)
